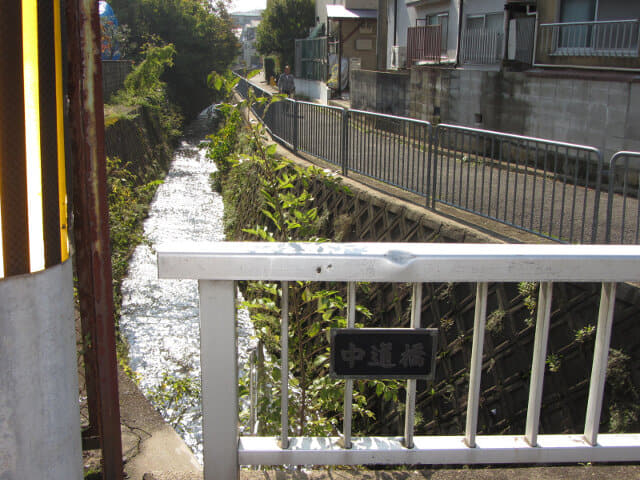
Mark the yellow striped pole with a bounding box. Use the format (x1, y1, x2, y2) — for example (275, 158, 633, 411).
(0, 0, 68, 279)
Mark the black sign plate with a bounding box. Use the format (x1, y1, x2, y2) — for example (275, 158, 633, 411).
(330, 328, 437, 380)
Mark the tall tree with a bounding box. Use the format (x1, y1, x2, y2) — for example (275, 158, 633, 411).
(108, 0, 239, 120)
(255, 0, 315, 73)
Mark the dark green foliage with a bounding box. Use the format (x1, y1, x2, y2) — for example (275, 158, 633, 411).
(108, 0, 239, 120)
(255, 0, 315, 72)
(263, 56, 278, 83)
(106, 155, 164, 337)
(207, 106, 242, 192)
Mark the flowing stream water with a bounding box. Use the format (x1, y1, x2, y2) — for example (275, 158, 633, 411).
(119, 107, 254, 463)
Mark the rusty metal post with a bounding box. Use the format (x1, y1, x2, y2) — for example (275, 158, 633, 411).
(65, 0, 124, 478)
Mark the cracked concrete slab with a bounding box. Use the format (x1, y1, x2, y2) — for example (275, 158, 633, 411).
(118, 369, 202, 480)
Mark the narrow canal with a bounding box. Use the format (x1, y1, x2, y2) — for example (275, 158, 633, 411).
(119, 107, 253, 463)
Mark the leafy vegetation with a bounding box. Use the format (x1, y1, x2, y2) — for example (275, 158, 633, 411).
(256, 0, 315, 72)
(108, 0, 238, 120)
(112, 43, 182, 141)
(148, 372, 202, 428)
(106, 155, 163, 355)
(206, 86, 400, 438)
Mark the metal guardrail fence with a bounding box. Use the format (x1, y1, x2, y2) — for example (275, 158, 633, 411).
(158, 242, 640, 479)
(297, 100, 344, 166)
(233, 74, 640, 244)
(348, 110, 432, 197)
(432, 125, 603, 244)
(606, 151, 640, 244)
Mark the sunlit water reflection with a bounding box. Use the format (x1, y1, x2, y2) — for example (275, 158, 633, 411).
(119, 108, 254, 463)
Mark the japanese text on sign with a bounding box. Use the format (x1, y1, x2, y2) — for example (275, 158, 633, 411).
(330, 328, 437, 380)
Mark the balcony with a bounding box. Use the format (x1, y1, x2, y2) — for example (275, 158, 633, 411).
(407, 25, 443, 67)
(460, 28, 504, 65)
(535, 19, 640, 70)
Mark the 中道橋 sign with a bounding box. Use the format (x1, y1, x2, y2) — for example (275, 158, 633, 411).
(330, 328, 437, 380)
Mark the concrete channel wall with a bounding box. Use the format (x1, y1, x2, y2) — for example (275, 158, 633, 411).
(269, 145, 640, 436)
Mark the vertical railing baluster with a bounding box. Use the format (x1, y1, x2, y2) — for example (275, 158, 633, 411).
(525, 281, 553, 447)
(280, 281, 289, 449)
(199, 280, 238, 480)
(465, 282, 488, 448)
(584, 282, 617, 446)
(404, 282, 423, 449)
(343, 281, 357, 448)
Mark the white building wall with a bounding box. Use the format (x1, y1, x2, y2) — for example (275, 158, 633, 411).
(387, 0, 414, 69)
(463, 0, 504, 16)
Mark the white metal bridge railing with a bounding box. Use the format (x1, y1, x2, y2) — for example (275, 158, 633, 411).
(158, 242, 640, 480)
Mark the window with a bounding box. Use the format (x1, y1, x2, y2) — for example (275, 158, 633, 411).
(429, 13, 448, 54)
(417, 12, 449, 55)
(560, 0, 596, 23)
(466, 12, 504, 33)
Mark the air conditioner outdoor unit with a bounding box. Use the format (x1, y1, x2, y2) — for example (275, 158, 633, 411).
(390, 45, 406, 70)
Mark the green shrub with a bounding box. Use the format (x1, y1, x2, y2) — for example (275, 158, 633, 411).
(112, 43, 183, 141)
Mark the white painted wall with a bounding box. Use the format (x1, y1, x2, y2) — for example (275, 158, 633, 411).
(463, 0, 504, 16)
(295, 78, 330, 103)
(0, 261, 82, 479)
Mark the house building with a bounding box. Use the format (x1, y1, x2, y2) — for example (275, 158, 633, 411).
(534, 0, 640, 70)
(240, 19, 262, 69)
(390, 0, 460, 69)
(348, 0, 640, 159)
(294, 0, 379, 100)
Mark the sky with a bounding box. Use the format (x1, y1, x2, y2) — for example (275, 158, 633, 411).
(229, 0, 266, 13)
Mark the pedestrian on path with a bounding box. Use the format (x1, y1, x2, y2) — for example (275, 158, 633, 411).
(278, 65, 295, 97)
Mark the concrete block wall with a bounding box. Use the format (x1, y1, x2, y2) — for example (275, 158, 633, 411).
(350, 69, 410, 116)
(404, 67, 640, 161)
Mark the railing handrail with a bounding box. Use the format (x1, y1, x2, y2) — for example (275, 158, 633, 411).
(159, 241, 640, 281)
(158, 242, 640, 479)
(350, 108, 432, 126)
(437, 123, 603, 154)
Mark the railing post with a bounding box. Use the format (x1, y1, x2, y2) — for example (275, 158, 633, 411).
(426, 124, 437, 209)
(293, 100, 299, 153)
(465, 282, 488, 448)
(605, 154, 616, 244)
(280, 281, 290, 449)
(342, 282, 357, 449)
(403, 282, 423, 449)
(341, 108, 349, 176)
(591, 150, 604, 244)
(198, 280, 238, 480)
(524, 281, 553, 447)
(584, 282, 617, 446)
